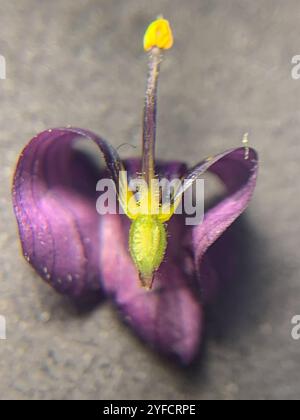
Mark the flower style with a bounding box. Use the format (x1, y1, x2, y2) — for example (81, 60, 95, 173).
(12, 18, 258, 364)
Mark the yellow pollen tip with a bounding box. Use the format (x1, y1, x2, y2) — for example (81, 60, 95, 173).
(143, 18, 174, 51)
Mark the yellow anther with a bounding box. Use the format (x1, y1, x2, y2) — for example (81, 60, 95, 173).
(143, 18, 174, 51)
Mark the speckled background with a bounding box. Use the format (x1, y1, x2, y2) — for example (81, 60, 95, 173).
(0, 0, 300, 400)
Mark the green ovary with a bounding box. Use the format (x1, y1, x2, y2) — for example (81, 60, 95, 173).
(129, 215, 167, 287)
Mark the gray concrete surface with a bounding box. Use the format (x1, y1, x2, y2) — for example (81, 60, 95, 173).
(0, 0, 300, 400)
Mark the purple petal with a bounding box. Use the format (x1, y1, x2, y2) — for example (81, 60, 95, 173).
(13, 126, 257, 362)
(193, 147, 259, 302)
(100, 160, 202, 364)
(12, 127, 124, 297)
(100, 214, 203, 364)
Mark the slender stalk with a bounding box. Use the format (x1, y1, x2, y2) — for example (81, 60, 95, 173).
(142, 47, 161, 186)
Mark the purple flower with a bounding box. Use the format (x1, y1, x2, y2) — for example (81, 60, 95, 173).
(12, 18, 258, 364)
